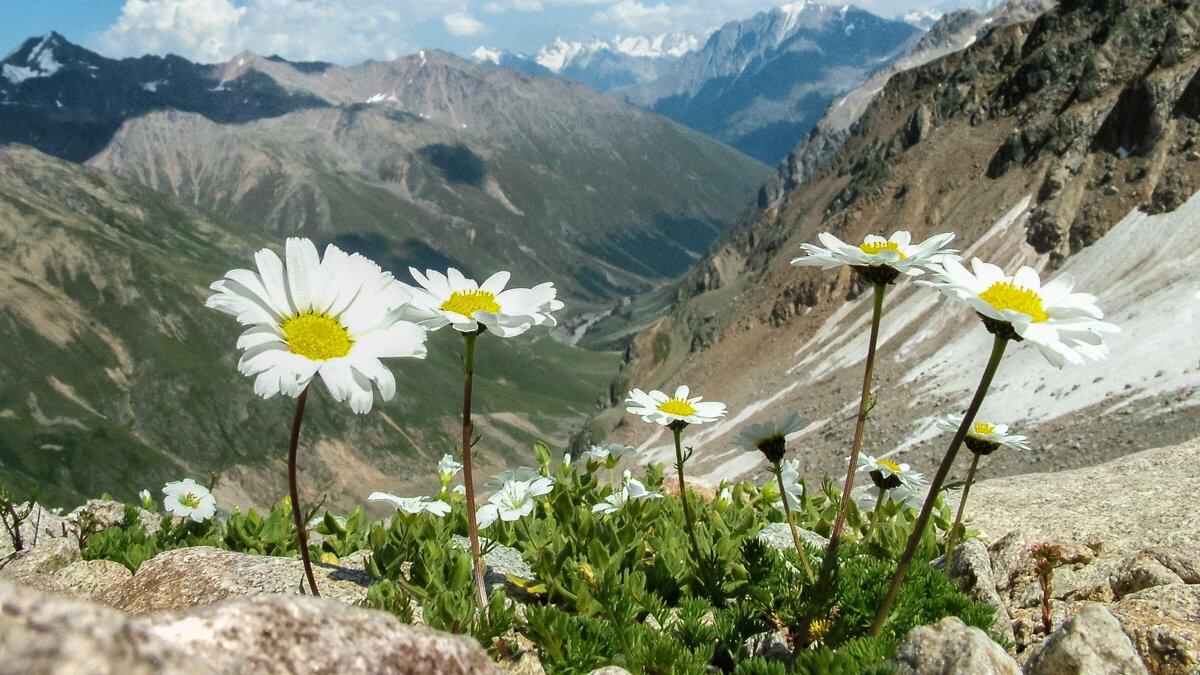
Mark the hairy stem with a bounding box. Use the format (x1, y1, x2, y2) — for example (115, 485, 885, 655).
(287, 387, 320, 597)
(871, 334, 1008, 634)
(944, 451, 982, 557)
(827, 282, 886, 556)
(461, 329, 490, 610)
(672, 426, 703, 565)
(0, 497, 24, 553)
(773, 462, 815, 582)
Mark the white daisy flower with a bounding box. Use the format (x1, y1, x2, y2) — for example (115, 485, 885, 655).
(206, 238, 428, 413)
(582, 443, 636, 464)
(935, 415, 1030, 455)
(437, 454, 463, 483)
(592, 470, 662, 515)
(919, 258, 1119, 367)
(790, 231, 957, 280)
(368, 492, 451, 517)
(625, 385, 726, 427)
(162, 479, 217, 522)
(733, 411, 808, 462)
(856, 455, 925, 491)
(476, 476, 555, 528)
(400, 268, 563, 338)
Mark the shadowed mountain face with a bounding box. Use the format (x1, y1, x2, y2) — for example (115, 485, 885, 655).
(0, 35, 768, 313)
(603, 0, 1200, 488)
(0, 145, 622, 509)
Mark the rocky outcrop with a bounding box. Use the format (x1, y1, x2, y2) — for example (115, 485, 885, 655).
(1109, 585, 1200, 675)
(99, 546, 375, 612)
(893, 616, 1021, 674)
(0, 579, 499, 674)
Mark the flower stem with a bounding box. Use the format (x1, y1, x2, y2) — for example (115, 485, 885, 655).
(870, 334, 1008, 635)
(671, 425, 703, 565)
(773, 462, 815, 582)
(944, 451, 981, 558)
(870, 485, 886, 538)
(460, 329, 490, 610)
(827, 282, 886, 558)
(287, 386, 320, 597)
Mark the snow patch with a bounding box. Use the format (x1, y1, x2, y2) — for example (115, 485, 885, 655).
(471, 46, 502, 65)
(366, 92, 399, 104)
(3, 34, 63, 84)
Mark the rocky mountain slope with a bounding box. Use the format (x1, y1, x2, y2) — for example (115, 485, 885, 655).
(606, 0, 1200, 487)
(0, 145, 619, 509)
(3, 36, 767, 313)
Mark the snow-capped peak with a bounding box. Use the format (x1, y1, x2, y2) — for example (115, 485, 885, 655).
(3, 33, 63, 85)
(471, 46, 503, 65)
(534, 33, 700, 73)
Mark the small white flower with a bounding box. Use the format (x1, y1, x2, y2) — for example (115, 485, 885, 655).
(773, 458, 805, 511)
(791, 231, 957, 277)
(562, 452, 572, 466)
(368, 492, 451, 517)
(206, 238, 429, 413)
(138, 489, 151, 502)
(857, 455, 925, 491)
(935, 415, 1030, 454)
(625, 385, 726, 427)
(919, 258, 1119, 367)
(162, 479, 217, 522)
(582, 443, 636, 464)
(452, 485, 467, 497)
(476, 476, 555, 528)
(438, 454, 463, 482)
(592, 470, 661, 515)
(400, 268, 563, 338)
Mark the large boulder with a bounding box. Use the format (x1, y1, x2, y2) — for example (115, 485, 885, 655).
(51, 559, 133, 600)
(68, 500, 159, 534)
(0, 536, 81, 579)
(1110, 551, 1185, 600)
(100, 546, 375, 612)
(1023, 603, 1148, 674)
(941, 539, 1015, 645)
(893, 616, 1021, 674)
(0, 579, 499, 674)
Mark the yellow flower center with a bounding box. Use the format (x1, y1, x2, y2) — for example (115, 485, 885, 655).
(657, 398, 697, 417)
(282, 312, 353, 360)
(180, 492, 201, 508)
(972, 422, 996, 436)
(440, 289, 501, 317)
(877, 458, 902, 473)
(859, 240, 907, 259)
(978, 282, 1048, 323)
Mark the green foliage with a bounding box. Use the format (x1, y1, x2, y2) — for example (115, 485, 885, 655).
(71, 453, 997, 672)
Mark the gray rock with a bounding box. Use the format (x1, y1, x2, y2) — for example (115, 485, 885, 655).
(894, 616, 1020, 674)
(1110, 551, 1185, 600)
(941, 539, 1015, 645)
(755, 521, 830, 552)
(588, 668, 633, 675)
(1024, 603, 1148, 675)
(1145, 546, 1200, 584)
(1110, 584, 1200, 674)
(0, 502, 70, 557)
(0, 579, 499, 674)
(100, 546, 375, 612)
(69, 500, 159, 534)
(51, 559, 133, 600)
(742, 629, 792, 661)
(990, 531, 1035, 595)
(0, 536, 81, 579)
(452, 535, 534, 592)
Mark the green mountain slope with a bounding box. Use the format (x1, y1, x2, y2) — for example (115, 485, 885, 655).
(0, 145, 619, 509)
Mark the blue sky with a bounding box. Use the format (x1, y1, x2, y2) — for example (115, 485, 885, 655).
(2, 0, 964, 65)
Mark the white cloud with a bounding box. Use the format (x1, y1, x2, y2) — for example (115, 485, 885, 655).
(592, 1, 674, 30)
(444, 11, 487, 36)
(93, 0, 438, 63)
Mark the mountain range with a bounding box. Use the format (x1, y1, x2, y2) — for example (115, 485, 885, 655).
(602, 0, 1200, 490)
(2, 34, 766, 314)
(474, 2, 923, 165)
